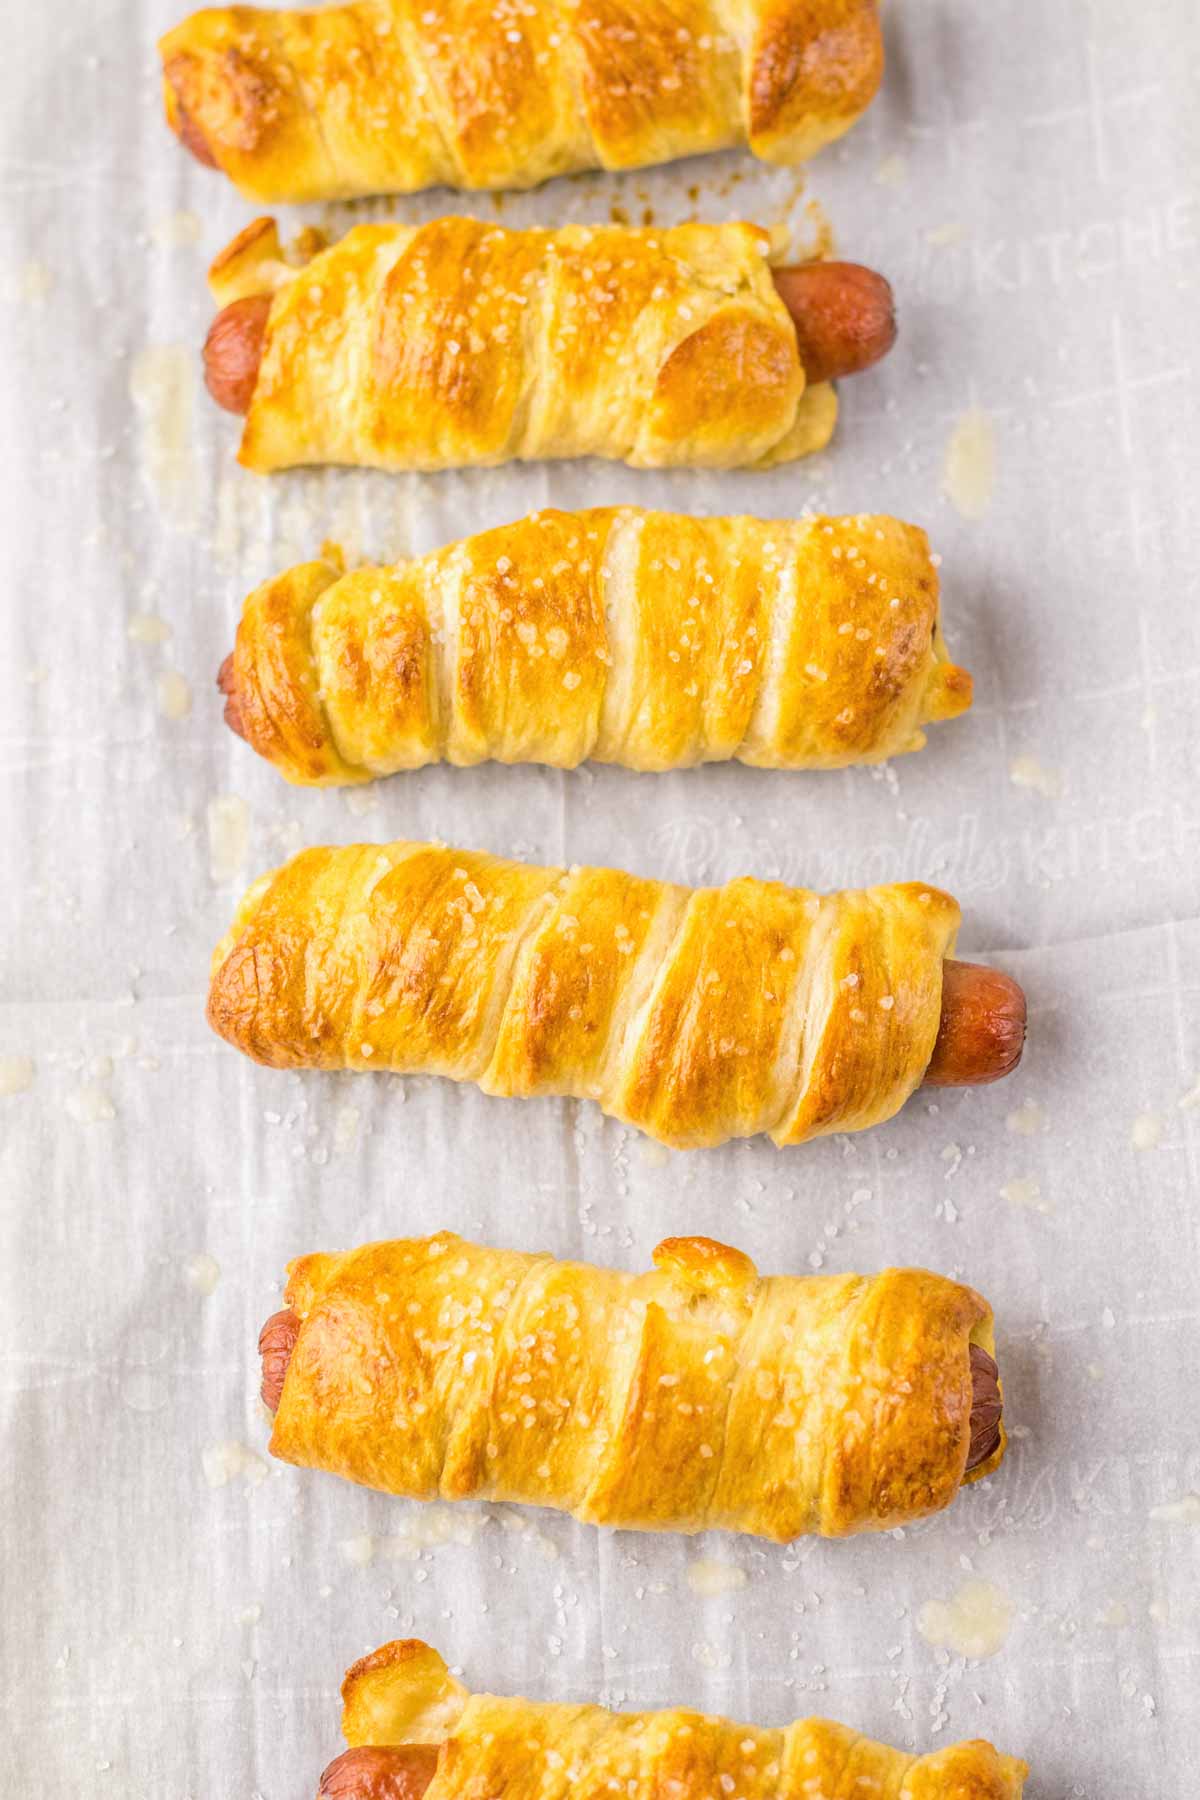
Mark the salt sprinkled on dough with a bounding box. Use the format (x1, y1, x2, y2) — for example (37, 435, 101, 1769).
(127, 613, 171, 645)
(686, 1558, 748, 1597)
(1130, 1112, 1164, 1150)
(202, 1442, 267, 1488)
(917, 1579, 1013, 1660)
(207, 795, 250, 882)
(65, 1082, 116, 1124)
(157, 670, 193, 720)
(1006, 1099, 1045, 1136)
(0, 1056, 34, 1096)
(1009, 754, 1062, 798)
(184, 1253, 221, 1297)
(1150, 1494, 1200, 1525)
(942, 409, 996, 521)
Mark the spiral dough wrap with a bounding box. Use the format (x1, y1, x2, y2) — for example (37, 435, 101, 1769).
(317, 1639, 1027, 1798)
(207, 841, 966, 1149)
(204, 216, 842, 474)
(161, 0, 884, 204)
(266, 1233, 1005, 1540)
(220, 508, 972, 783)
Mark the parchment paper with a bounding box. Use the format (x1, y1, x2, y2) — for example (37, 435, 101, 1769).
(2, 2, 1199, 1794)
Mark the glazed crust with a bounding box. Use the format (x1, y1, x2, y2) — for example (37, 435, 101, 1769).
(330, 1639, 1027, 1796)
(272, 1232, 1006, 1539)
(160, 1, 882, 203)
(206, 840, 961, 1150)
(207, 216, 837, 473)
(223, 508, 972, 784)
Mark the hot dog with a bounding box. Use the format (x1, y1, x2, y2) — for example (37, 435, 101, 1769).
(319, 1747, 440, 1800)
(215, 504, 972, 783)
(923, 959, 1027, 1087)
(318, 1708, 1035, 1800)
(217, 652, 244, 738)
(260, 1305, 1003, 1475)
(769, 262, 896, 385)
(315, 1640, 1027, 1800)
(228, 943, 1022, 1123)
(258, 1238, 1006, 1553)
(203, 294, 272, 416)
(968, 1344, 1003, 1471)
(258, 1309, 298, 1412)
(160, 3, 885, 208)
(203, 261, 895, 416)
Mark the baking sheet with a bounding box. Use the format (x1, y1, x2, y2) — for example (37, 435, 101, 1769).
(2, 0, 1199, 1793)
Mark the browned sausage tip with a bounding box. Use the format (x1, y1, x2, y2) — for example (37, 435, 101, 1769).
(319, 1743, 441, 1800)
(965, 1343, 1003, 1473)
(217, 652, 248, 741)
(771, 261, 897, 385)
(175, 101, 220, 170)
(163, 58, 221, 170)
(204, 293, 272, 415)
(925, 960, 1026, 1088)
(258, 1307, 299, 1411)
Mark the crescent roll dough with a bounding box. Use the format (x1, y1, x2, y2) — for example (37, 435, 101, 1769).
(332, 1640, 1027, 1797)
(207, 841, 961, 1149)
(272, 1233, 1006, 1538)
(209, 216, 838, 472)
(160, 1, 883, 204)
(227, 508, 971, 783)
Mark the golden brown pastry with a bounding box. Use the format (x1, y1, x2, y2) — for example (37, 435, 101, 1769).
(262, 1232, 1006, 1539)
(207, 841, 1027, 1149)
(315, 1640, 1027, 1799)
(219, 509, 972, 783)
(202, 216, 850, 472)
(160, 1, 884, 204)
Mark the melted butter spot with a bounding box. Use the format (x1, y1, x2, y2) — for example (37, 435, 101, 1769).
(686, 1558, 748, 1597)
(207, 794, 249, 882)
(1131, 1111, 1164, 1150)
(918, 1579, 1013, 1659)
(129, 345, 197, 524)
(943, 408, 996, 520)
(0, 1055, 35, 1096)
(1009, 753, 1063, 798)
